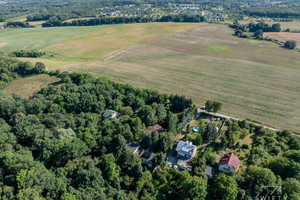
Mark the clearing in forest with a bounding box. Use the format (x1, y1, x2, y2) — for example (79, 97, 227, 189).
(3, 74, 60, 98)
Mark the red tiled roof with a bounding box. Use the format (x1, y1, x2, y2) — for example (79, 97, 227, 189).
(218, 153, 240, 172)
(147, 124, 163, 133)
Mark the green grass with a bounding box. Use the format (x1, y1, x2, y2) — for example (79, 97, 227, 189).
(207, 45, 231, 52)
(3, 74, 60, 98)
(247, 39, 264, 44)
(1, 23, 300, 131)
(0, 26, 103, 53)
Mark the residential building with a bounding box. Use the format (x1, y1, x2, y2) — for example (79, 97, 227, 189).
(147, 124, 164, 133)
(204, 165, 215, 179)
(218, 153, 240, 173)
(176, 140, 197, 159)
(177, 159, 192, 172)
(103, 109, 120, 120)
(126, 142, 140, 156)
(126, 142, 156, 168)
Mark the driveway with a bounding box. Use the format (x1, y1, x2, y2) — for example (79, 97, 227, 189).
(165, 149, 178, 165)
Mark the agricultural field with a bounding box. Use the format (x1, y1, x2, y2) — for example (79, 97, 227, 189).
(3, 74, 60, 98)
(264, 32, 300, 47)
(0, 23, 300, 131)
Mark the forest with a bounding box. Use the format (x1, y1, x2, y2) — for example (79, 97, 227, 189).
(0, 53, 299, 200)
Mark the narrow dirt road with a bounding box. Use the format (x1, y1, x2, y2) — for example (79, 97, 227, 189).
(197, 108, 280, 131)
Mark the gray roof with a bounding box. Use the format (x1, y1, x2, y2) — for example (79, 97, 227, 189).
(204, 165, 215, 177)
(126, 142, 140, 155)
(177, 159, 189, 168)
(176, 140, 196, 154)
(103, 109, 118, 119)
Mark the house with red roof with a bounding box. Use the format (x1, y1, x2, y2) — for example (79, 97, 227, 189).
(147, 124, 164, 133)
(218, 153, 240, 173)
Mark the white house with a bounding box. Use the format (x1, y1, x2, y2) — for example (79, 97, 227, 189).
(176, 140, 197, 159)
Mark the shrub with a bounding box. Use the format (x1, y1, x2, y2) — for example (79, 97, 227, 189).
(284, 40, 298, 49)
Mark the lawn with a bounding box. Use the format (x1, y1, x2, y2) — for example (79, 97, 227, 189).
(1, 23, 300, 131)
(3, 74, 60, 98)
(232, 134, 255, 164)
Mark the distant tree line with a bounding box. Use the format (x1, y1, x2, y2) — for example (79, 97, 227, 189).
(9, 50, 45, 58)
(230, 21, 281, 39)
(42, 15, 205, 27)
(4, 21, 33, 28)
(26, 12, 94, 21)
(245, 7, 300, 18)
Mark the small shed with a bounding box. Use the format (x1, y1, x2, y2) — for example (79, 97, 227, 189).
(204, 165, 215, 179)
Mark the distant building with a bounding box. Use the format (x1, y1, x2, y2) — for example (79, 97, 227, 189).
(204, 165, 215, 179)
(126, 142, 156, 168)
(176, 140, 197, 159)
(139, 150, 156, 167)
(147, 124, 164, 133)
(103, 109, 119, 120)
(126, 142, 140, 155)
(218, 153, 240, 173)
(0, 26, 4, 29)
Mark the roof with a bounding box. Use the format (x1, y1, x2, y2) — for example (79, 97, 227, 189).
(147, 124, 164, 133)
(177, 159, 189, 168)
(103, 109, 118, 119)
(204, 166, 215, 177)
(218, 153, 240, 172)
(176, 140, 196, 154)
(126, 142, 140, 155)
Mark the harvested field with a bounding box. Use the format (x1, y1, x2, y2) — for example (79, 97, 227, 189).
(27, 20, 46, 25)
(264, 32, 300, 47)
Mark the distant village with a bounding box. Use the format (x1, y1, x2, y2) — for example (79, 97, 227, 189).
(99, 4, 224, 20)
